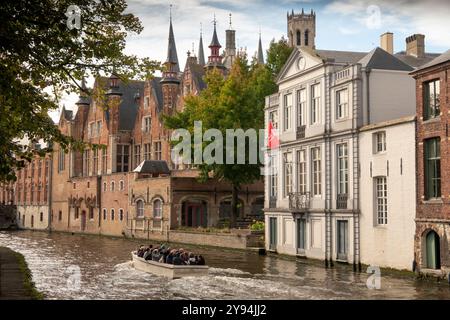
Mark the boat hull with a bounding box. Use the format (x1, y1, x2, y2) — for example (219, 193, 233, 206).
(131, 252, 209, 279)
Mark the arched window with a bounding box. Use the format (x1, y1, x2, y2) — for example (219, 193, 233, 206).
(110, 181, 115, 192)
(296, 30, 301, 46)
(304, 30, 309, 46)
(103, 182, 107, 192)
(136, 200, 144, 218)
(119, 209, 124, 221)
(153, 199, 162, 218)
(103, 208, 107, 220)
(111, 209, 115, 221)
(119, 180, 124, 191)
(40, 212, 43, 222)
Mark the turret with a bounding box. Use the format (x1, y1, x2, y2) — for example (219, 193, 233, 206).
(223, 13, 236, 69)
(198, 23, 206, 66)
(287, 8, 316, 48)
(205, 15, 226, 72)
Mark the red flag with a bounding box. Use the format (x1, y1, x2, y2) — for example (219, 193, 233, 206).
(268, 121, 279, 149)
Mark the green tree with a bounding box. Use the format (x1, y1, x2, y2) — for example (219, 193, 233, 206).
(0, 0, 160, 182)
(266, 36, 294, 78)
(164, 56, 276, 228)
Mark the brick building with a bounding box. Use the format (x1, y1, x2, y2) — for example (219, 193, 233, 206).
(411, 50, 450, 275)
(27, 14, 264, 243)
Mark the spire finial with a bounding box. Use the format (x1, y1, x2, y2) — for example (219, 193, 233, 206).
(213, 13, 216, 27)
(200, 22, 202, 36)
(169, 4, 172, 22)
(229, 13, 232, 29)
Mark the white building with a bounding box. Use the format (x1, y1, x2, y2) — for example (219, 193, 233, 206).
(264, 44, 417, 269)
(359, 116, 416, 271)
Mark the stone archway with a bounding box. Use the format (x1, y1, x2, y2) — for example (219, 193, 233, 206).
(179, 196, 209, 228)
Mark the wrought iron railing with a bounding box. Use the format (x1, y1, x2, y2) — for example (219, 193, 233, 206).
(288, 192, 310, 212)
(336, 194, 348, 209)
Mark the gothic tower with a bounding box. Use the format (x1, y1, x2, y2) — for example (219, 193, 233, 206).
(257, 31, 264, 64)
(223, 14, 236, 69)
(198, 24, 206, 66)
(205, 16, 226, 72)
(160, 7, 180, 113)
(287, 9, 316, 48)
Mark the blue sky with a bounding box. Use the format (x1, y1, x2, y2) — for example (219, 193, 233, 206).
(53, 0, 450, 120)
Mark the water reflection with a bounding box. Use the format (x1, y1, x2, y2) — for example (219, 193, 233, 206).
(0, 230, 449, 300)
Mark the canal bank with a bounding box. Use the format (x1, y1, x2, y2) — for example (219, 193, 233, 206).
(0, 246, 44, 300)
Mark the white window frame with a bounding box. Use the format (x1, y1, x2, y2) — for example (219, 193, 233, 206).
(375, 176, 387, 225)
(297, 88, 306, 126)
(336, 143, 348, 195)
(283, 93, 292, 131)
(336, 88, 348, 120)
(311, 83, 320, 125)
(311, 147, 321, 196)
(283, 151, 293, 197)
(136, 200, 145, 218)
(374, 132, 386, 153)
(297, 149, 306, 194)
(153, 199, 162, 219)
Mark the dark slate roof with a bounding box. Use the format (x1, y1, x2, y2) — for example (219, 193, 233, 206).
(209, 24, 221, 47)
(411, 49, 450, 72)
(166, 20, 180, 72)
(61, 106, 73, 121)
(358, 47, 414, 71)
(315, 49, 367, 64)
(189, 63, 206, 91)
(133, 160, 170, 174)
(198, 33, 206, 66)
(394, 51, 441, 69)
(117, 80, 145, 131)
(257, 35, 264, 64)
(150, 77, 163, 112)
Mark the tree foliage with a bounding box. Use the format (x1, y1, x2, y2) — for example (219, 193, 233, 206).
(0, 0, 160, 182)
(266, 36, 294, 78)
(164, 55, 277, 227)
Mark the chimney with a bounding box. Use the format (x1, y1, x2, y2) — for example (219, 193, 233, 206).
(406, 34, 425, 58)
(380, 32, 393, 54)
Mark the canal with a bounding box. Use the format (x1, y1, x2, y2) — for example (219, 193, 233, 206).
(0, 230, 449, 299)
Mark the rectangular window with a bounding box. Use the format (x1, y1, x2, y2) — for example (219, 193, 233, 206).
(102, 148, 107, 174)
(144, 143, 151, 161)
(44, 182, 48, 202)
(89, 122, 95, 137)
(134, 145, 141, 168)
(93, 149, 98, 175)
(311, 83, 320, 125)
(375, 177, 387, 225)
(269, 154, 278, 198)
(297, 218, 306, 251)
(96, 121, 102, 137)
(424, 79, 440, 120)
(116, 145, 130, 173)
(374, 132, 386, 153)
(297, 89, 306, 126)
(297, 150, 306, 194)
(83, 150, 90, 176)
(337, 143, 348, 195)
(144, 96, 149, 109)
(58, 149, 65, 172)
(283, 93, 292, 131)
(143, 116, 151, 133)
(337, 220, 348, 260)
(45, 160, 49, 178)
(424, 138, 441, 199)
(269, 110, 278, 129)
(336, 89, 348, 120)
(38, 160, 42, 177)
(311, 147, 321, 196)
(154, 142, 162, 160)
(283, 151, 293, 197)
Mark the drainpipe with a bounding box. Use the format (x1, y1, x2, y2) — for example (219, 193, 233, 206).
(47, 147, 54, 232)
(365, 68, 371, 125)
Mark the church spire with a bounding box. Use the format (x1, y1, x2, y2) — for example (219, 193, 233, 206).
(206, 14, 225, 71)
(257, 30, 264, 65)
(198, 23, 205, 66)
(161, 4, 180, 83)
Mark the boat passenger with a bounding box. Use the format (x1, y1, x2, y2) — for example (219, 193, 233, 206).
(197, 255, 206, 265)
(137, 245, 146, 257)
(173, 252, 182, 265)
(188, 253, 196, 265)
(152, 249, 160, 261)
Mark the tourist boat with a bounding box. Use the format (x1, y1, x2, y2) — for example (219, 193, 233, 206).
(131, 252, 209, 279)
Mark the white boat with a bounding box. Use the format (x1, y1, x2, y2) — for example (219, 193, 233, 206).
(131, 251, 209, 279)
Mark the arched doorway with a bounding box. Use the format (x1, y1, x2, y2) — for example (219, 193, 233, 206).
(181, 200, 208, 228)
(425, 230, 441, 269)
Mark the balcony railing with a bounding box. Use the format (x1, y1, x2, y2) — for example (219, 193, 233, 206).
(296, 125, 306, 139)
(336, 194, 348, 209)
(269, 197, 277, 209)
(288, 192, 310, 212)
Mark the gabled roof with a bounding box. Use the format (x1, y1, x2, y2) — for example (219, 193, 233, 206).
(188, 62, 206, 92)
(411, 49, 450, 72)
(316, 49, 367, 64)
(358, 47, 413, 71)
(60, 106, 73, 122)
(133, 160, 170, 175)
(395, 51, 441, 69)
(150, 77, 163, 112)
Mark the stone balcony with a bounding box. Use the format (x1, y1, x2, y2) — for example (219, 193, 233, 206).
(288, 192, 310, 213)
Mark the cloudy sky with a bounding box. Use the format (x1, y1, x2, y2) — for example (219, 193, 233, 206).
(53, 0, 450, 121)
